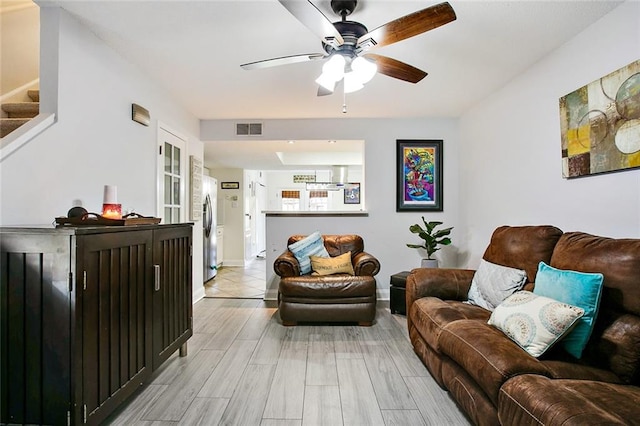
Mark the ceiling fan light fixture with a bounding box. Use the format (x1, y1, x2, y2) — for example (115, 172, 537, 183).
(242, 0, 457, 108)
(352, 56, 377, 84)
(322, 54, 346, 81)
(344, 71, 364, 93)
(315, 73, 336, 92)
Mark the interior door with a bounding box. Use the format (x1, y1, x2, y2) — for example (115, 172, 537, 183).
(157, 125, 187, 224)
(255, 182, 267, 256)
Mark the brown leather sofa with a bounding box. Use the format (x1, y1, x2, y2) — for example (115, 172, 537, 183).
(275, 234, 380, 326)
(406, 225, 640, 425)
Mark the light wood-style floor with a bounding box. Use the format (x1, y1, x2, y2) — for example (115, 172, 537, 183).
(106, 298, 471, 425)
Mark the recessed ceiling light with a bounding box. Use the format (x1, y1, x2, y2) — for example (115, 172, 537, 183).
(288, 140, 295, 144)
(329, 140, 336, 144)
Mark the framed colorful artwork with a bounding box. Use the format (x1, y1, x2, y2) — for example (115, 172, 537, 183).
(343, 183, 360, 204)
(396, 139, 443, 212)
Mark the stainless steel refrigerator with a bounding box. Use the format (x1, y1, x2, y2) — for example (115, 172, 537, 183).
(203, 176, 218, 282)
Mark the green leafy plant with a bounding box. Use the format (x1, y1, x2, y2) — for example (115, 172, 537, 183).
(406, 217, 453, 260)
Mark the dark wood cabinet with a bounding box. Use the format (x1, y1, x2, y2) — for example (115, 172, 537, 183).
(0, 224, 192, 425)
(152, 226, 193, 370)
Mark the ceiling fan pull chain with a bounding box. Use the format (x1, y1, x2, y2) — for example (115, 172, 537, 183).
(343, 89, 347, 113)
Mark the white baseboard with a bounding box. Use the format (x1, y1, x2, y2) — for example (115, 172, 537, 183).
(192, 286, 205, 304)
(191, 288, 204, 305)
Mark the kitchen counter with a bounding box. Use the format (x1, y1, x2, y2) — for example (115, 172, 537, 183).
(263, 211, 368, 217)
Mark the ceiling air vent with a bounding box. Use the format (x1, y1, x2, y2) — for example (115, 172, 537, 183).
(236, 122, 263, 136)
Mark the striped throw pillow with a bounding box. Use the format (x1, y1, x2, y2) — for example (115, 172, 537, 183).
(288, 231, 329, 275)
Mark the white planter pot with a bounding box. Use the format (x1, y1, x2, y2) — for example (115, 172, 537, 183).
(421, 258, 439, 268)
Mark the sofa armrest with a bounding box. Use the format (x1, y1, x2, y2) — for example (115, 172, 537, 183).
(274, 250, 300, 277)
(406, 268, 476, 309)
(353, 251, 381, 276)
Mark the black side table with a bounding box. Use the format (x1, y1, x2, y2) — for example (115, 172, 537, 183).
(390, 271, 411, 315)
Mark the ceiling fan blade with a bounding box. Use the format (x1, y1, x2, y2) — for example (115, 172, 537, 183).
(364, 54, 427, 83)
(279, 0, 344, 47)
(241, 53, 325, 70)
(357, 2, 456, 51)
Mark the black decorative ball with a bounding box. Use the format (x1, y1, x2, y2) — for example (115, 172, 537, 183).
(67, 206, 88, 218)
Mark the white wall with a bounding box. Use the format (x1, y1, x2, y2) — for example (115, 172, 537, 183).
(0, 6, 205, 302)
(202, 118, 461, 299)
(459, 1, 640, 269)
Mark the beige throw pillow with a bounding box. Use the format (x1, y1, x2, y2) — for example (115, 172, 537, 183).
(310, 251, 355, 276)
(488, 291, 584, 358)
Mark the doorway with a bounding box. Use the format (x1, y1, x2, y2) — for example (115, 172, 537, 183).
(157, 124, 187, 224)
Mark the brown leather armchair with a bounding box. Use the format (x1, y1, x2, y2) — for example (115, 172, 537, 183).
(275, 234, 380, 326)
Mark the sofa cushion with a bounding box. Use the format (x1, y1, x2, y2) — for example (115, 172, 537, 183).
(467, 259, 527, 311)
(499, 374, 640, 425)
(483, 225, 563, 285)
(410, 297, 490, 352)
(279, 275, 375, 299)
(540, 359, 622, 383)
(438, 320, 551, 405)
(550, 232, 640, 315)
(534, 261, 603, 359)
(320, 234, 365, 258)
(590, 311, 640, 385)
(550, 232, 640, 385)
(287, 231, 329, 275)
(310, 251, 354, 276)
(488, 291, 584, 357)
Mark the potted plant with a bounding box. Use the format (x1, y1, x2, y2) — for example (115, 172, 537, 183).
(406, 217, 453, 268)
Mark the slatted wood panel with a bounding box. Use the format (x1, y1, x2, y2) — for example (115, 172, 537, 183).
(152, 226, 193, 369)
(1, 237, 71, 426)
(78, 231, 153, 425)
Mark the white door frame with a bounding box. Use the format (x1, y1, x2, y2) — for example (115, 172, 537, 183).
(156, 122, 188, 223)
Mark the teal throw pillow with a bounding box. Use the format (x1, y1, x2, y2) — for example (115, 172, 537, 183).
(533, 261, 604, 359)
(288, 231, 329, 275)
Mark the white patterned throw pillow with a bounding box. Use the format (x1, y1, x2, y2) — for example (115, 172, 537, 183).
(467, 259, 527, 311)
(488, 291, 584, 357)
(287, 231, 330, 275)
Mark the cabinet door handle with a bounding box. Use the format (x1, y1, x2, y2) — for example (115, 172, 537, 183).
(154, 264, 161, 291)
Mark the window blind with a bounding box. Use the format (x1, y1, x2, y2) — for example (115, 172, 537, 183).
(309, 190, 329, 198)
(282, 190, 300, 199)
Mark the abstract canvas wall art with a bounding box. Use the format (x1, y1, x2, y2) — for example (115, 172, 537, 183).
(559, 59, 640, 178)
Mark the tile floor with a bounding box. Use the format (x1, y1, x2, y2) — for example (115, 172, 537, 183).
(204, 258, 266, 299)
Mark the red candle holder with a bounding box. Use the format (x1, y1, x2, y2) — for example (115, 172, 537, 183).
(102, 203, 122, 219)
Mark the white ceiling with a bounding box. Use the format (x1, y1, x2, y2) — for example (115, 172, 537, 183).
(44, 0, 623, 169)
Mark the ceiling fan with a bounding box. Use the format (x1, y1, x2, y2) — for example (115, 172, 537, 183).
(240, 0, 457, 96)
